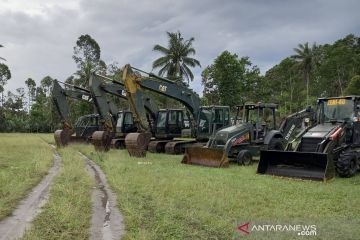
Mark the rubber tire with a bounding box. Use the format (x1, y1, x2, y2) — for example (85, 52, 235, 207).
(236, 150, 253, 166)
(336, 152, 358, 178)
(268, 138, 284, 151)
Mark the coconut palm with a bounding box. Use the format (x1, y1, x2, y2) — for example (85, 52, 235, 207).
(152, 31, 201, 83)
(291, 42, 317, 105)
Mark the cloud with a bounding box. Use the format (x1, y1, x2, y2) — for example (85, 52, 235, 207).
(1, 0, 359, 96)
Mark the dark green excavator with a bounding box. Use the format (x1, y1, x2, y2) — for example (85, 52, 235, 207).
(88, 72, 160, 151)
(258, 96, 360, 181)
(182, 103, 315, 167)
(122, 64, 231, 157)
(52, 80, 101, 147)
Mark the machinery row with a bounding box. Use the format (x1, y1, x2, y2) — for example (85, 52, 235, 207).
(52, 64, 360, 181)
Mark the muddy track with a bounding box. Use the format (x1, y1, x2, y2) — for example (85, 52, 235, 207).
(0, 145, 61, 240)
(80, 152, 124, 240)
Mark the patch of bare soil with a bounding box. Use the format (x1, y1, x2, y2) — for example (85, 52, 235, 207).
(80, 152, 125, 240)
(0, 148, 61, 240)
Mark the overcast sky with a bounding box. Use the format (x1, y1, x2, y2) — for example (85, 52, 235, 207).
(1, 0, 359, 95)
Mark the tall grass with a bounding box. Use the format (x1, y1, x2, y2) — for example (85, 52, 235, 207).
(22, 146, 93, 239)
(76, 145, 360, 240)
(0, 134, 53, 220)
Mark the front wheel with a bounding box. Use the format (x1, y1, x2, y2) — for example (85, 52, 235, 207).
(268, 138, 284, 151)
(236, 150, 253, 166)
(336, 152, 358, 177)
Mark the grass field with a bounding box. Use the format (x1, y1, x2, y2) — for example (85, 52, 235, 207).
(0, 134, 53, 220)
(2, 134, 360, 239)
(75, 144, 360, 240)
(22, 146, 93, 240)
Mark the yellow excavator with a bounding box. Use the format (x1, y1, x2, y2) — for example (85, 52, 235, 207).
(121, 64, 231, 157)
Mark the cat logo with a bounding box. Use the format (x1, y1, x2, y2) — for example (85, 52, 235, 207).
(82, 95, 90, 101)
(159, 84, 167, 92)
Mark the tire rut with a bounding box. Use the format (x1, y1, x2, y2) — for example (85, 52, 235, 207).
(0, 145, 61, 240)
(80, 152, 124, 240)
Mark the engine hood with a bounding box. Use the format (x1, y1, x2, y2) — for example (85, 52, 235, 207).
(212, 123, 251, 146)
(303, 122, 341, 139)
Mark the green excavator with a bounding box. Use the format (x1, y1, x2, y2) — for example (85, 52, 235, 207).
(121, 64, 231, 157)
(182, 103, 315, 167)
(52, 80, 101, 147)
(258, 96, 360, 181)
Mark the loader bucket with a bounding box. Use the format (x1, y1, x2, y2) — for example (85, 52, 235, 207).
(257, 150, 335, 181)
(182, 147, 229, 168)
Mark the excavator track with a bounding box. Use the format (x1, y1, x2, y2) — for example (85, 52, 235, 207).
(164, 140, 199, 155)
(92, 131, 112, 151)
(125, 132, 152, 157)
(148, 140, 169, 153)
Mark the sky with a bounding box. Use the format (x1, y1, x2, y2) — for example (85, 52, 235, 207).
(1, 0, 360, 96)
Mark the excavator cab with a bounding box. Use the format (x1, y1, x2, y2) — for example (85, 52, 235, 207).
(241, 103, 277, 142)
(74, 114, 101, 139)
(182, 103, 279, 167)
(115, 111, 137, 136)
(196, 106, 230, 142)
(155, 109, 184, 139)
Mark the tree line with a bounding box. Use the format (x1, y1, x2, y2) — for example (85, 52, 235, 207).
(0, 33, 359, 132)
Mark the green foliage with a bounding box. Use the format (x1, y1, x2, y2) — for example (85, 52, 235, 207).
(345, 75, 360, 95)
(265, 34, 360, 115)
(202, 51, 262, 110)
(152, 31, 201, 83)
(72, 34, 106, 87)
(0, 63, 11, 106)
(291, 42, 317, 105)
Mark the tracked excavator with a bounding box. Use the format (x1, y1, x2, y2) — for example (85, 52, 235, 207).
(182, 103, 315, 167)
(122, 64, 231, 157)
(52, 80, 101, 147)
(258, 96, 360, 181)
(88, 72, 164, 151)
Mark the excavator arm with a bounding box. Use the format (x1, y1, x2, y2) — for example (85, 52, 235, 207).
(52, 80, 93, 146)
(122, 64, 201, 157)
(89, 72, 159, 151)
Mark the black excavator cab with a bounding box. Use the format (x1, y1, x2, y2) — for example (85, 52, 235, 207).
(74, 114, 101, 139)
(155, 109, 184, 139)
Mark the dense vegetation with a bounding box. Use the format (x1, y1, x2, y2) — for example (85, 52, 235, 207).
(0, 33, 359, 132)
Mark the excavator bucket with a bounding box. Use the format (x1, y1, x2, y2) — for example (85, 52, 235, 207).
(54, 129, 88, 147)
(125, 132, 152, 157)
(92, 131, 112, 151)
(257, 150, 335, 181)
(182, 147, 229, 168)
(54, 129, 70, 147)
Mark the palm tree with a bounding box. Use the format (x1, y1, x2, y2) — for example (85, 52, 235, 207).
(291, 42, 316, 105)
(152, 31, 201, 84)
